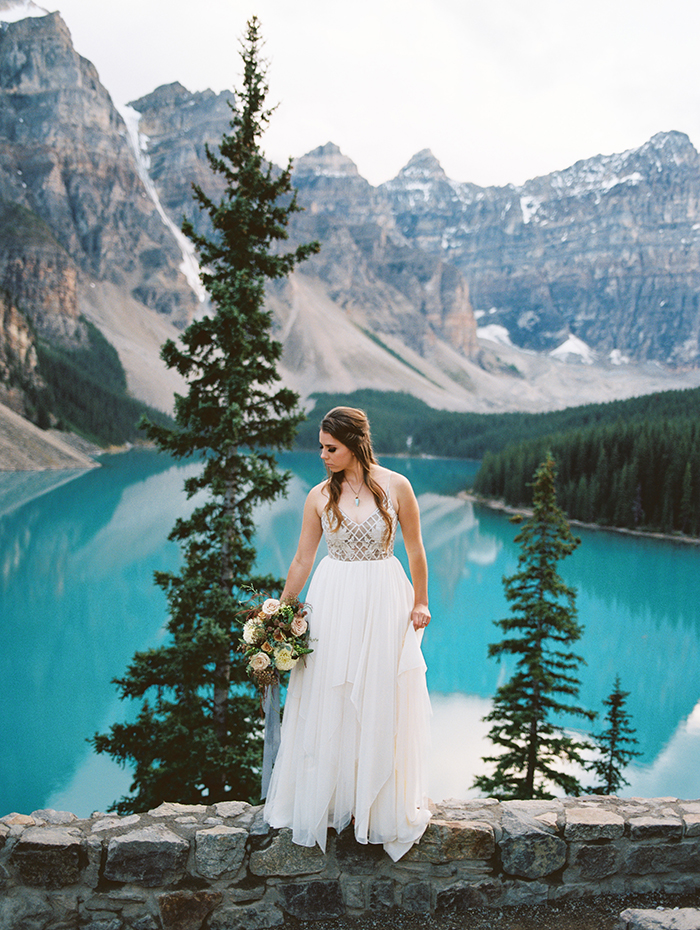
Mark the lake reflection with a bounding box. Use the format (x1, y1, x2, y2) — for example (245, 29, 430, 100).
(1, 449, 699, 816)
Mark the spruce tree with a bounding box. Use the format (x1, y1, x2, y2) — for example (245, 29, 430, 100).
(473, 453, 596, 799)
(585, 676, 641, 795)
(92, 17, 319, 813)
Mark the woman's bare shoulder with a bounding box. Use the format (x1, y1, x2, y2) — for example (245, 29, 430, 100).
(376, 465, 411, 492)
(306, 480, 330, 512)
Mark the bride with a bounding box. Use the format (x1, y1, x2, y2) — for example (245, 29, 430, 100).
(263, 406, 432, 861)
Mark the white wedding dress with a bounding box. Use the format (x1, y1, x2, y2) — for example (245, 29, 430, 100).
(264, 490, 432, 861)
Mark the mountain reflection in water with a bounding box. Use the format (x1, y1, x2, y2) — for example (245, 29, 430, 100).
(1, 449, 698, 816)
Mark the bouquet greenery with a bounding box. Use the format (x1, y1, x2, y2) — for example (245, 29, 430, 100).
(238, 594, 312, 691)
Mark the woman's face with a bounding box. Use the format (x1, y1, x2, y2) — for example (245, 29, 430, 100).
(319, 430, 356, 473)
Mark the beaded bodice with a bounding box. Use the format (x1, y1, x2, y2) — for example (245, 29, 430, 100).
(322, 496, 397, 562)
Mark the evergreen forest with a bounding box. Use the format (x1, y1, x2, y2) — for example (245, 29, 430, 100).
(298, 387, 700, 536)
(35, 318, 171, 446)
(473, 392, 700, 535)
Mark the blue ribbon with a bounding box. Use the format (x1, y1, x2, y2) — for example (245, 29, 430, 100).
(260, 680, 281, 799)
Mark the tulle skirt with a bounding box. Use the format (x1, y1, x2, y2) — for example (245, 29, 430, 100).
(264, 554, 432, 861)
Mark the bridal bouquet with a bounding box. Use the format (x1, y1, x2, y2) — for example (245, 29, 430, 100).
(238, 593, 312, 691)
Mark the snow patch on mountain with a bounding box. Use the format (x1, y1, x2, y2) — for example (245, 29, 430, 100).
(520, 196, 541, 224)
(477, 324, 513, 346)
(119, 104, 205, 303)
(610, 349, 631, 365)
(0, 0, 47, 22)
(550, 334, 596, 364)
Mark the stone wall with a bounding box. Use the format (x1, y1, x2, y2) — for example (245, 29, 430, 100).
(1, 796, 700, 929)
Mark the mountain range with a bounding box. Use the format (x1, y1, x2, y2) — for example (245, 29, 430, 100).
(2, 6, 700, 467)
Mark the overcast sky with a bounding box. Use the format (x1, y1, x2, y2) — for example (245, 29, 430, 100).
(38, 0, 700, 188)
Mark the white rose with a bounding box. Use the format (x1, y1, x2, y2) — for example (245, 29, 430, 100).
(290, 616, 308, 637)
(261, 598, 281, 616)
(249, 651, 271, 672)
(243, 619, 265, 644)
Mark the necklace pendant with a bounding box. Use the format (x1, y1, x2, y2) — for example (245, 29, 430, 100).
(355, 496, 360, 507)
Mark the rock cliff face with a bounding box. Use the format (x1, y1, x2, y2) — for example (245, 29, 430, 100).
(382, 136, 700, 365)
(288, 143, 479, 359)
(0, 12, 197, 332)
(0, 287, 40, 415)
(128, 82, 231, 243)
(127, 103, 480, 364)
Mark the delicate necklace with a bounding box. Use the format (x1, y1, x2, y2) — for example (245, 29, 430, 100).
(345, 474, 364, 507)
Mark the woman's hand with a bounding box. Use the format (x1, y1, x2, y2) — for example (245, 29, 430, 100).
(411, 603, 431, 631)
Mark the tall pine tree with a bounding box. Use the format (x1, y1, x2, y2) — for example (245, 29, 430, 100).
(474, 453, 596, 799)
(92, 17, 319, 813)
(585, 676, 641, 794)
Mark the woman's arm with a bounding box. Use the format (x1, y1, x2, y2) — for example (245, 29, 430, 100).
(394, 474, 431, 631)
(281, 487, 324, 602)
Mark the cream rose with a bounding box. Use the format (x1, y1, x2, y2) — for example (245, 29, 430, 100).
(243, 619, 265, 645)
(290, 616, 308, 636)
(249, 651, 271, 672)
(274, 643, 297, 671)
(261, 597, 281, 616)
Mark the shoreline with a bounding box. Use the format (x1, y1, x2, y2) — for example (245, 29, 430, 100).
(462, 491, 700, 546)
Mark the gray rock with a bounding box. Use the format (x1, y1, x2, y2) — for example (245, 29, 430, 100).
(11, 826, 85, 888)
(369, 878, 395, 909)
(30, 809, 77, 825)
(0, 813, 35, 826)
(404, 819, 495, 863)
(249, 829, 325, 876)
(501, 878, 550, 906)
(277, 880, 345, 920)
(132, 918, 160, 930)
(501, 799, 563, 815)
(157, 889, 223, 930)
(435, 879, 502, 912)
(91, 814, 141, 833)
(195, 825, 247, 878)
(341, 877, 365, 909)
(148, 802, 208, 818)
(569, 842, 620, 880)
(565, 805, 625, 841)
(214, 801, 251, 819)
(249, 807, 271, 836)
(629, 815, 684, 841)
(0, 889, 53, 929)
(83, 834, 104, 888)
(619, 908, 700, 929)
(499, 810, 567, 879)
(625, 842, 700, 875)
(227, 879, 267, 903)
(209, 902, 284, 929)
(79, 920, 122, 930)
(104, 825, 189, 886)
(402, 880, 432, 914)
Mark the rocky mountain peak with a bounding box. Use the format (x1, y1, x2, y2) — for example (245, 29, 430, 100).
(0, 11, 91, 96)
(0, 0, 48, 23)
(130, 81, 232, 121)
(397, 149, 447, 181)
(293, 142, 362, 180)
(0, 9, 198, 340)
(637, 130, 699, 169)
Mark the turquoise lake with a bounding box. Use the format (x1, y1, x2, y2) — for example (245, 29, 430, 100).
(1, 448, 699, 816)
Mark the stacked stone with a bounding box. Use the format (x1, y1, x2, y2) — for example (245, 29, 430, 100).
(1, 797, 700, 929)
